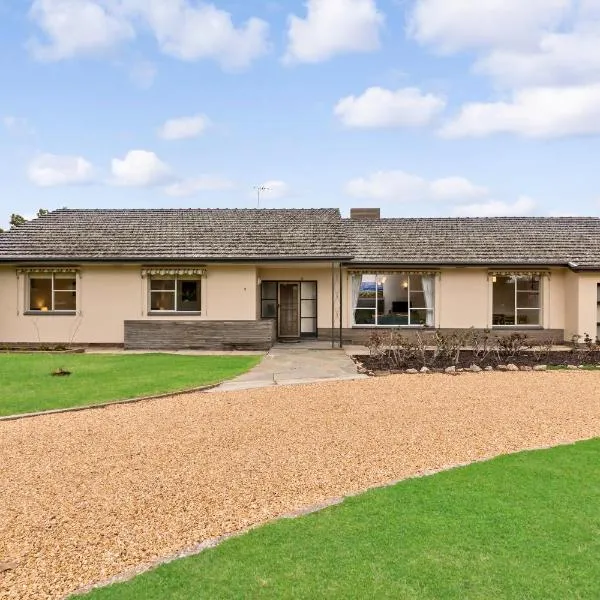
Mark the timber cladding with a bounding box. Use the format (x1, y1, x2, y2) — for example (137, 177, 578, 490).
(124, 319, 277, 350)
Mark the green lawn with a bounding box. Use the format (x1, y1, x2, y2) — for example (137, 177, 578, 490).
(0, 353, 260, 417)
(79, 439, 600, 600)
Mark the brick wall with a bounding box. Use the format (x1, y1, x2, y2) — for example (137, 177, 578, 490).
(124, 319, 277, 350)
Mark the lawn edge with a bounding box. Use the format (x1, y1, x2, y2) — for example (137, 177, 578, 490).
(0, 383, 222, 422)
(70, 436, 596, 599)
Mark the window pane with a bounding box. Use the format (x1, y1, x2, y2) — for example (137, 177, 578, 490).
(517, 291, 540, 309)
(151, 291, 175, 311)
(410, 309, 433, 326)
(517, 309, 540, 326)
(357, 275, 377, 308)
(261, 282, 277, 300)
(516, 276, 540, 292)
(151, 279, 176, 291)
(492, 276, 515, 325)
(301, 318, 317, 334)
(301, 299, 316, 318)
(408, 274, 424, 291)
(177, 280, 200, 312)
(54, 291, 76, 311)
(354, 309, 375, 325)
(54, 275, 76, 291)
(29, 278, 52, 311)
(261, 299, 277, 318)
(301, 281, 317, 300)
(409, 290, 426, 308)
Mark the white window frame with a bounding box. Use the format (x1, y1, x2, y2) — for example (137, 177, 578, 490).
(352, 272, 435, 328)
(148, 276, 202, 314)
(27, 273, 78, 314)
(491, 274, 542, 327)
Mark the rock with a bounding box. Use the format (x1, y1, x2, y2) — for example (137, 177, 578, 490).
(0, 561, 17, 573)
(445, 366, 456, 374)
(578, 365, 585, 369)
(469, 364, 482, 373)
(567, 365, 578, 370)
(484, 366, 494, 371)
(497, 365, 508, 371)
(405, 369, 419, 374)
(520, 366, 533, 371)
(533, 365, 547, 371)
(506, 364, 519, 371)
(457, 368, 465, 372)
(420, 367, 430, 374)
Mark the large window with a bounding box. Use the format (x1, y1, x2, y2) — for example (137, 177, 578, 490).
(351, 273, 435, 327)
(149, 277, 201, 313)
(492, 275, 541, 326)
(28, 273, 77, 313)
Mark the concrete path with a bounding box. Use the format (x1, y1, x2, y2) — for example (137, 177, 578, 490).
(208, 345, 367, 392)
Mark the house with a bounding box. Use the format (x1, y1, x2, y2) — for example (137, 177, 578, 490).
(0, 207, 599, 349)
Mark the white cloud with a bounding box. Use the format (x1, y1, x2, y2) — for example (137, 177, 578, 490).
(345, 170, 488, 203)
(165, 176, 235, 197)
(28, 0, 269, 69)
(476, 27, 600, 88)
(111, 150, 172, 186)
(158, 114, 210, 140)
(408, 0, 570, 53)
(125, 0, 270, 69)
(452, 196, 536, 217)
(28, 0, 134, 61)
(334, 86, 445, 128)
(440, 84, 600, 139)
(284, 0, 383, 63)
(28, 153, 95, 187)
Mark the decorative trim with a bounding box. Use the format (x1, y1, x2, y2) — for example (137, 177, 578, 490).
(488, 270, 551, 280)
(16, 267, 79, 274)
(141, 267, 206, 277)
(348, 269, 440, 276)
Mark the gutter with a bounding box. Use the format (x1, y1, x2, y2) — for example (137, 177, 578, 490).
(0, 256, 355, 265)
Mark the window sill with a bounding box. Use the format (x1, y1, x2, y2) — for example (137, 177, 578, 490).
(352, 325, 434, 329)
(24, 311, 77, 316)
(147, 312, 202, 316)
(491, 325, 543, 330)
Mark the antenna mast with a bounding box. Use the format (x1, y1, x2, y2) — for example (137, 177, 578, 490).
(253, 185, 271, 208)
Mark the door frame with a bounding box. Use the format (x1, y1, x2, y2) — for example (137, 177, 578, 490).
(260, 280, 318, 339)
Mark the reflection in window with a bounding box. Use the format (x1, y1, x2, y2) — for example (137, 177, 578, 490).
(352, 273, 435, 327)
(492, 275, 540, 326)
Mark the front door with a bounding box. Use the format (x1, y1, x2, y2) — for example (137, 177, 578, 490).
(278, 282, 300, 338)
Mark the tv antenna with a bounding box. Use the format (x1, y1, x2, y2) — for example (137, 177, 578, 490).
(254, 185, 271, 208)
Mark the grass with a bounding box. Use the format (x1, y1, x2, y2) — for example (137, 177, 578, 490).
(79, 439, 600, 600)
(0, 353, 261, 417)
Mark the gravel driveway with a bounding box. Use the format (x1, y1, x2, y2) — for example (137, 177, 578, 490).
(2, 372, 600, 599)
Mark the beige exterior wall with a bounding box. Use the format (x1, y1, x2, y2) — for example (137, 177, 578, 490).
(0, 264, 257, 345)
(0, 261, 597, 345)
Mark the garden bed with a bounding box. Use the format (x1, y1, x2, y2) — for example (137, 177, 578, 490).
(356, 350, 600, 372)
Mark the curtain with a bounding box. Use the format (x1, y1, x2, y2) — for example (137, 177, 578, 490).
(422, 275, 435, 327)
(351, 274, 362, 325)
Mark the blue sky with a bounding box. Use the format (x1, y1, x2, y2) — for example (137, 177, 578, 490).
(1, 0, 600, 226)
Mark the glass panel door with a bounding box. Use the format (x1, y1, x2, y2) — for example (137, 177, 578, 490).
(278, 283, 300, 338)
(300, 281, 317, 335)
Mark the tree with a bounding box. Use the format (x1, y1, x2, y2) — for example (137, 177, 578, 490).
(9, 214, 26, 229)
(37, 208, 50, 218)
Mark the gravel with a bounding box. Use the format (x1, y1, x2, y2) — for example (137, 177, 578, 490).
(2, 372, 600, 599)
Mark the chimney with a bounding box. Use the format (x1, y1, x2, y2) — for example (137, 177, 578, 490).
(350, 208, 381, 220)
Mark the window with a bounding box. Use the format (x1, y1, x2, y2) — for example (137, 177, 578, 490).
(351, 273, 435, 327)
(260, 282, 277, 319)
(149, 277, 201, 313)
(28, 273, 77, 313)
(492, 275, 541, 326)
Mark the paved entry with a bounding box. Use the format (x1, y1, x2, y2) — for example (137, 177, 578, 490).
(208, 345, 367, 392)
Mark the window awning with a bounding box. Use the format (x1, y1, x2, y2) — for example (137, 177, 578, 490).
(141, 267, 206, 277)
(16, 267, 79, 274)
(348, 269, 439, 276)
(488, 270, 550, 279)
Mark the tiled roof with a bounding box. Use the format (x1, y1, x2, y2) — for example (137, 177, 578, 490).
(344, 217, 600, 267)
(0, 208, 349, 261)
(1, 209, 600, 268)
